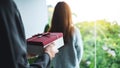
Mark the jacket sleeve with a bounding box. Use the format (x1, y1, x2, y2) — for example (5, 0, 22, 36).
(0, 0, 50, 68)
(30, 53, 51, 68)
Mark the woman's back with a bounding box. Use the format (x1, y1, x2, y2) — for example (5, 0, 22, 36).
(52, 27, 83, 68)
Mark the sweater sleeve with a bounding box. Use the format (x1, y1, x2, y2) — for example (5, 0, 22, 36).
(74, 27, 84, 63)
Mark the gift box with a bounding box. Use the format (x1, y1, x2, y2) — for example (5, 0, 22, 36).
(27, 32, 64, 55)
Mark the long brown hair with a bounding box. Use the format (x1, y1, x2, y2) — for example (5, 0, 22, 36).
(48, 1, 74, 44)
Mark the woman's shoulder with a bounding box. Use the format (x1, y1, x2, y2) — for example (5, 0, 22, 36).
(73, 26, 80, 34)
(72, 26, 82, 39)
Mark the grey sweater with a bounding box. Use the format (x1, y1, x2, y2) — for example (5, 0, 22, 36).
(52, 27, 83, 68)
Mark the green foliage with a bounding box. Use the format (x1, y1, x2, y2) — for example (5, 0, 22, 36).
(28, 57, 37, 64)
(96, 20, 120, 68)
(75, 20, 120, 68)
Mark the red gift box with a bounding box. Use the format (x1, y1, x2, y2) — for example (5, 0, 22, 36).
(27, 32, 64, 55)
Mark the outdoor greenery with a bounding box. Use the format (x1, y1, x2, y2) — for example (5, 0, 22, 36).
(75, 20, 120, 68)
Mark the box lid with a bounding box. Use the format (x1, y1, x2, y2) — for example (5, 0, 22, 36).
(27, 32, 63, 46)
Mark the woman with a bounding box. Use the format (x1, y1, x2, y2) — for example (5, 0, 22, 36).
(48, 1, 83, 68)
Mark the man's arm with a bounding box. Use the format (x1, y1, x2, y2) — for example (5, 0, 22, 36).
(0, 0, 58, 68)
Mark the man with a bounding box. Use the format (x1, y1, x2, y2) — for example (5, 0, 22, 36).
(0, 0, 58, 68)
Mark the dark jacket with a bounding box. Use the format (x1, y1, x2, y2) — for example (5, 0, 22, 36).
(0, 0, 50, 68)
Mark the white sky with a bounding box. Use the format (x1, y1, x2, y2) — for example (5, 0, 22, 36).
(46, 0, 120, 24)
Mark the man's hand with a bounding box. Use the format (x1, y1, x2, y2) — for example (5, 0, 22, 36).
(44, 42, 59, 60)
